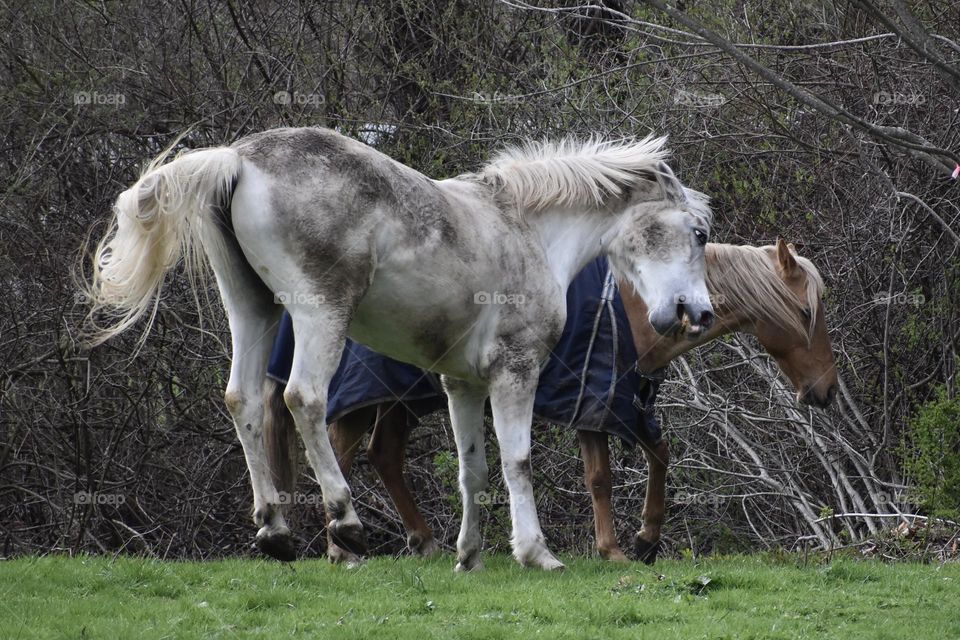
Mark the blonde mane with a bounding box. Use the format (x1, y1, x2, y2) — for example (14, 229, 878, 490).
(479, 135, 672, 213)
(706, 244, 824, 341)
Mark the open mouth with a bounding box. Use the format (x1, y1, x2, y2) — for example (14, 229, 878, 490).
(676, 302, 706, 338)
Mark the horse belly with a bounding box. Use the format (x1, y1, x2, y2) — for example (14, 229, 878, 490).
(347, 270, 485, 380)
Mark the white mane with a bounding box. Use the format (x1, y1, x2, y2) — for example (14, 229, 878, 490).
(480, 135, 672, 213)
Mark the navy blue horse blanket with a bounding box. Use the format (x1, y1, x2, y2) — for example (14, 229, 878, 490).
(267, 257, 661, 447)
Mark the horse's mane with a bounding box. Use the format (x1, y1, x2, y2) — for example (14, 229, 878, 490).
(479, 135, 672, 213)
(706, 244, 825, 341)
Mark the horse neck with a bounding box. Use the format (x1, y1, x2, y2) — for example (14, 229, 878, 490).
(621, 244, 756, 373)
(529, 208, 619, 290)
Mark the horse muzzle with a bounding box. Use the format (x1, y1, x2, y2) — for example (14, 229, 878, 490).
(648, 299, 715, 337)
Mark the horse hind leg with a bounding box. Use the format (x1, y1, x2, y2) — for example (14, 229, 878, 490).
(367, 403, 438, 557)
(283, 307, 368, 559)
(207, 241, 292, 560)
(326, 405, 376, 564)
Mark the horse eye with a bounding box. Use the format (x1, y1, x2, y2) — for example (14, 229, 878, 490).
(801, 308, 812, 320)
(693, 229, 708, 246)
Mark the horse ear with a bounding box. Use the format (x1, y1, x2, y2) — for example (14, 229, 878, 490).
(655, 161, 685, 206)
(776, 237, 798, 274)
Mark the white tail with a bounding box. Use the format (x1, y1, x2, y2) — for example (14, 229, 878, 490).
(83, 145, 242, 345)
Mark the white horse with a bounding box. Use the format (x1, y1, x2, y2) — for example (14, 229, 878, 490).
(84, 127, 714, 571)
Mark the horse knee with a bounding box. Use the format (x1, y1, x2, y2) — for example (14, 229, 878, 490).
(283, 384, 326, 427)
(645, 439, 670, 468)
(585, 466, 612, 498)
(224, 389, 247, 416)
(282, 385, 305, 412)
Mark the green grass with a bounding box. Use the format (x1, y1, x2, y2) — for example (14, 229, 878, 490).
(1, 553, 958, 639)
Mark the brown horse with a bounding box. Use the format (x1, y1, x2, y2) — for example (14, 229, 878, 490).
(265, 238, 837, 563)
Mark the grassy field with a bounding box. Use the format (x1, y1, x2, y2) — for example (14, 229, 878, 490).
(1, 553, 957, 639)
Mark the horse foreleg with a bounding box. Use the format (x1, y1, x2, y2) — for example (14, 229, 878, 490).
(443, 378, 489, 572)
(578, 430, 628, 562)
(634, 438, 669, 564)
(489, 373, 564, 571)
(367, 403, 438, 556)
(325, 405, 376, 563)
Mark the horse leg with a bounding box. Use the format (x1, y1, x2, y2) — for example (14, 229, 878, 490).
(326, 405, 376, 563)
(443, 378, 489, 572)
(489, 373, 564, 571)
(284, 308, 367, 559)
(206, 250, 290, 560)
(578, 430, 628, 562)
(367, 403, 437, 556)
(634, 438, 669, 564)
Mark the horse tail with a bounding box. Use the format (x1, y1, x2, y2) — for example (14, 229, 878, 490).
(82, 142, 242, 345)
(264, 376, 298, 499)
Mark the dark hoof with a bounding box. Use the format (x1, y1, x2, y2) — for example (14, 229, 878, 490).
(634, 535, 660, 565)
(327, 542, 362, 565)
(407, 531, 440, 557)
(455, 547, 482, 572)
(330, 521, 367, 557)
(256, 532, 298, 562)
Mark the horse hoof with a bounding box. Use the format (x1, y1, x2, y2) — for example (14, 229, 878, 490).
(600, 548, 630, 563)
(516, 543, 565, 571)
(536, 555, 566, 571)
(634, 535, 661, 565)
(408, 532, 440, 557)
(256, 529, 297, 562)
(454, 559, 483, 572)
(327, 542, 363, 566)
(454, 548, 482, 572)
(330, 520, 367, 557)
